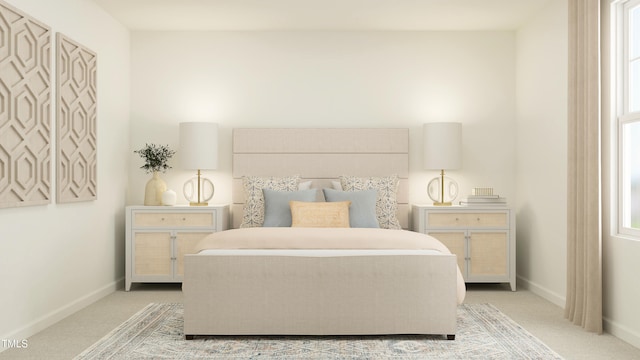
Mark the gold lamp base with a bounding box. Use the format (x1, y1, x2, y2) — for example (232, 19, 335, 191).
(427, 169, 458, 206)
(184, 169, 214, 207)
(189, 201, 209, 206)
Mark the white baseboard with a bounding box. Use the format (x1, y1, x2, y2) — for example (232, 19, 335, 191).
(604, 316, 640, 349)
(1, 277, 124, 353)
(516, 275, 566, 308)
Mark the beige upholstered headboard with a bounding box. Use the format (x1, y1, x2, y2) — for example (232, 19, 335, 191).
(232, 128, 410, 229)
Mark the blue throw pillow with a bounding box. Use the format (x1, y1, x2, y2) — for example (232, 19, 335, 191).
(322, 188, 379, 228)
(262, 189, 317, 227)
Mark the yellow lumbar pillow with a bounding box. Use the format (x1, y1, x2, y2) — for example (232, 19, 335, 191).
(290, 201, 351, 228)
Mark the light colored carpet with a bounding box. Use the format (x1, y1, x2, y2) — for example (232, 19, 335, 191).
(74, 303, 562, 359)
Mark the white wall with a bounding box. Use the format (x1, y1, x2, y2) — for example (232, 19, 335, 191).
(129, 31, 517, 213)
(0, 0, 130, 343)
(515, 1, 568, 305)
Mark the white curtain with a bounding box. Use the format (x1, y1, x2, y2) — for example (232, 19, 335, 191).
(565, 0, 603, 334)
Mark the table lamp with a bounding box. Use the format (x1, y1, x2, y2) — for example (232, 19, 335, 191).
(423, 122, 462, 206)
(179, 122, 218, 206)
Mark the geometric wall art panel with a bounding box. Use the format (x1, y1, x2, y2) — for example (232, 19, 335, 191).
(0, 0, 52, 208)
(56, 33, 97, 203)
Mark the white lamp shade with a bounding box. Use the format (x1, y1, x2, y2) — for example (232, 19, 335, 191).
(423, 122, 462, 170)
(179, 122, 218, 170)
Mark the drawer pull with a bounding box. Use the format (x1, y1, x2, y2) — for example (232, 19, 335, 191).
(161, 217, 165, 221)
(455, 218, 459, 221)
(182, 218, 186, 221)
(477, 217, 481, 221)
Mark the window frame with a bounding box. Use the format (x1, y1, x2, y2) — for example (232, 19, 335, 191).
(614, 0, 640, 237)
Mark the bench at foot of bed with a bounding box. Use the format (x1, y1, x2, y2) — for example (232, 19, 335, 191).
(183, 254, 459, 338)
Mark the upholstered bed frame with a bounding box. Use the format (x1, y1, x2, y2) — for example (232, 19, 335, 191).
(183, 128, 459, 339)
(229, 128, 411, 229)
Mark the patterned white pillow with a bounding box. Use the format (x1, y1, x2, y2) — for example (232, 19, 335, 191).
(339, 175, 401, 230)
(240, 175, 300, 228)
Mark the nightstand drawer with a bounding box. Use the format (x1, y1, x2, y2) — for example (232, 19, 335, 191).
(427, 212, 508, 228)
(133, 212, 214, 227)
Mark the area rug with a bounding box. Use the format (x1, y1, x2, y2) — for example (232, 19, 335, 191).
(75, 303, 563, 359)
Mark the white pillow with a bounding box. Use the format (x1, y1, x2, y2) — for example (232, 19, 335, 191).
(331, 180, 343, 191)
(298, 180, 313, 190)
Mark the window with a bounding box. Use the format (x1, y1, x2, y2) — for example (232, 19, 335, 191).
(616, 0, 640, 236)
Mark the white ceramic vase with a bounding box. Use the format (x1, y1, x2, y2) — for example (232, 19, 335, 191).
(162, 189, 177, 206)
(144, 172, 167, 206)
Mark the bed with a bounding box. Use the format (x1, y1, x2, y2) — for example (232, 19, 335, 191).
(183, 128, 465, 339)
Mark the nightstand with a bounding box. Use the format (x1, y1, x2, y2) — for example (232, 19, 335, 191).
(412, 204, 516, 291)
(125, 205, 229, 291)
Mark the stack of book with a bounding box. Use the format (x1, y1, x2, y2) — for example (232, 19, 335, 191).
(459, 188, 507, 206)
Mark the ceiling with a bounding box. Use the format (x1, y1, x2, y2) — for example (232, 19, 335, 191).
(91, 0, 552, 31)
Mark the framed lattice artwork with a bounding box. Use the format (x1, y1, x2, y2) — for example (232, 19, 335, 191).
(56, 33, 97, 203)
(0, 1, 52, 209)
